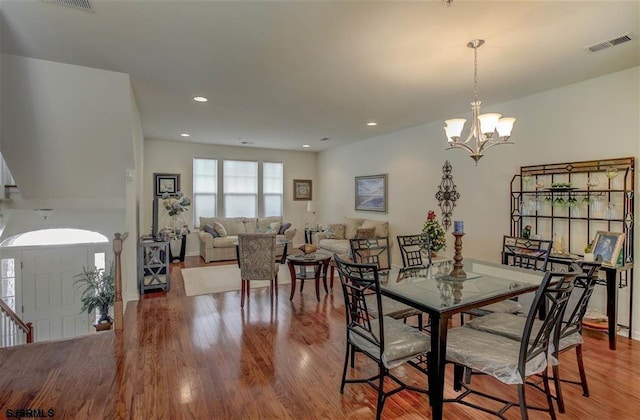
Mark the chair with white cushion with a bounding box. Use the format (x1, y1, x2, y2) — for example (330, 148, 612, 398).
(445, 267, 579, 419)
(464, 258, 602, 413)
(351, 238, 425, 330)
(334, 254, 430, 420)
(397, 233, 432, 268)
(237, 233, 278, 308)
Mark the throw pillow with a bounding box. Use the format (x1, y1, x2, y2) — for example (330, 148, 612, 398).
(279, 222, 292, 235)
(203, 224, 219, 238)
(269, 222, 282, 234)
(325, 223, 346, 239)
(354, 227, 376, 239)
(213, 221, 228, 238)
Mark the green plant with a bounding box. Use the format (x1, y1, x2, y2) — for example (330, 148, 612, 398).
(74, 263, 115, 324)
(422, 210, 446, 252)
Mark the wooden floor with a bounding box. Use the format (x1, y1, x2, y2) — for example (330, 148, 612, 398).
(1, 256, 639, 419)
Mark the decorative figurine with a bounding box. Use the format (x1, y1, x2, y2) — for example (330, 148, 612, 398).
(522, 225, 532, 239)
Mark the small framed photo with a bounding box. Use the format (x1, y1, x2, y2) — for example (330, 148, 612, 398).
(154, 173, 180, 197)
(355, 174, 388, 213)
(293, 179, 312, 201)
(592, 231, 625, 266)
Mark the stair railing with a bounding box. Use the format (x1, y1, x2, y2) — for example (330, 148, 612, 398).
(112, 232, 128, 331)
(0, 298, 33, 347)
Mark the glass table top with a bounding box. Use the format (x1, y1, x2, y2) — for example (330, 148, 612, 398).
(379, 265, 539, 313)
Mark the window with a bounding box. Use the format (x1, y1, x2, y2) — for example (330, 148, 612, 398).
(263, 162, 283, 217)
(0, 229, 109, 247)
(0, 258, 15, 312)
(94, 252, 106, 271)
(224, 160, 258, 218)
(193, 158, 218, 226)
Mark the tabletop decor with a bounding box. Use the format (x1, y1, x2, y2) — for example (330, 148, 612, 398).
(435, 160, 460, 232)
(422, 210, 446, 254)
(162, 191, 191, 230)
(74, 263, 115, 329)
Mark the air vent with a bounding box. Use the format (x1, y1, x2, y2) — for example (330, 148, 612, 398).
(586, 32, 638, 53)
(320, 137, 331, 141)
(44, 0, 93, 11)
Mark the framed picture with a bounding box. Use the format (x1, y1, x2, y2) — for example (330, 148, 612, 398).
(592, 231, 625, 266)
(355, 174, 388, 213)
(293, 179, 312, 201)
(154, 173, 180, 197)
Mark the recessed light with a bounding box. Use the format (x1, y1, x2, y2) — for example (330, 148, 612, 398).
(366, 122, 378, 126)
(180, 133, 190, 137)
(302, 144, 311, 148)
(193, 96, 208, 102)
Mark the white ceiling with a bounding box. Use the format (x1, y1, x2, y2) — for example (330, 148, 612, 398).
(1, 0, 638, 152)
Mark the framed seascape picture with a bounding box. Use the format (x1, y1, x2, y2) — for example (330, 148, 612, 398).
(154, 173, 180, 197)
(592, 231, 625, 266)
(355, 174, 388, 213)
(293, 179, 312, 201)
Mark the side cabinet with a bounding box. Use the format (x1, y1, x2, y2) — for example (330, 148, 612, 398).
(138, 238, 170, 294)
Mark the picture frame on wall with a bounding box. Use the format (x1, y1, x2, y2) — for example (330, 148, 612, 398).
(293, 179, 312, 201)
(592, 231, 625, 267)
(355, 174, 388, 213)
(154, 173, 180, 197)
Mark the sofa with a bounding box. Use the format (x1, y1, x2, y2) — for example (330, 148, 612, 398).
(198, 216, 297, 262)
(313, 217, 389, 256)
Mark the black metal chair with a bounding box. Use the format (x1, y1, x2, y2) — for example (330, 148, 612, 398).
(502, 235, 554, 271)
(350, 238, 424, 330)
(349, 237, 391, 270)
(397, 233, 432, 268)
(463, 257, 602, 413)
(333, 254, 430, 420)
(466, 236, 554, 319)
(445, 267, 580, 420)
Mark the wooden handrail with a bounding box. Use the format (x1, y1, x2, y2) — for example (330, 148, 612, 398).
(0, 298, 33, 343)
(113, 232, 128, 331)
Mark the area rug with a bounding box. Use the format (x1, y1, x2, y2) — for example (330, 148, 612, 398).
(182, 264, 292, 297)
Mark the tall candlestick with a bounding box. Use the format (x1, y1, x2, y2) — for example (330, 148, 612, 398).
(449, 232, 467, 278)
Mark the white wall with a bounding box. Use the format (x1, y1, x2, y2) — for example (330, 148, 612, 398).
(318, 66, 640, 338)
(144, 139, 317, 254)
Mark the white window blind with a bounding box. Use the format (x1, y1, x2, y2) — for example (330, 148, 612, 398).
(193, 158, 218, 226)
(263, 162, 283, 217)
(224, 160, 257, 218)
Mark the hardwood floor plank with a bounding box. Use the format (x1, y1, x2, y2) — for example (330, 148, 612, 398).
(1, 255, 639, 419)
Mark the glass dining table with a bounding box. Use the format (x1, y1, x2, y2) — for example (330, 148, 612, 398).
(378, 259, 546, 420)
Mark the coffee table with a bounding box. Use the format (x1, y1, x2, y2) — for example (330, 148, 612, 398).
(287, 253, 331, 301)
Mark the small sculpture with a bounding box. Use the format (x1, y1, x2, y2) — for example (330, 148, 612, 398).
(298, 243, 318, 255)
(522, 225, 532, 239)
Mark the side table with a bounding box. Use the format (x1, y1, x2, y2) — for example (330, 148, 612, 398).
(287, 253, 331, 301)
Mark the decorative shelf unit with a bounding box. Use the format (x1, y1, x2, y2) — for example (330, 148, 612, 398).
(138, 237, 170, 294)
(510, 157, 635, 349)
(510, 157, 634, 263)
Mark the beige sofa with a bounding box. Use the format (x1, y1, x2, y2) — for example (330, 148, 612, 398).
(198, 216, 296, 262)
(313, 217, 389, 255)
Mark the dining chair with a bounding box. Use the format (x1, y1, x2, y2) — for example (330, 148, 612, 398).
(397, 233, 432, 268)
(333, 254, 430, 420)
(237, 233, 278, 308)
(350, 238, 425, 330)
(464, 235, 554, 320)
(463, 257, 603, 413)
(444, 267, 580, 420)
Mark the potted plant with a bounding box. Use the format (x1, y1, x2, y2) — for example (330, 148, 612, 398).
(74, 263, 115, 326)
(422, 210, 446, 256)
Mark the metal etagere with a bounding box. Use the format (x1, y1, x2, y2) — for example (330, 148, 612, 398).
(509, 157, 635, 349)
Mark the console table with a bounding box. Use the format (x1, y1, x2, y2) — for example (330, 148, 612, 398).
(138, 237, 170, 294)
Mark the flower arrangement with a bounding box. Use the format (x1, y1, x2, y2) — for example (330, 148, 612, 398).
(422, 210, 446, 253)
(162, 191, 191, 216)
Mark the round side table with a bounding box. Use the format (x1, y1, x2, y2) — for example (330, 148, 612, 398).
(287, 253, 331, 301)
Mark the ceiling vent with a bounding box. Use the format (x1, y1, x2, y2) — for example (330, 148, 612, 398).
(586, 32, 638, 53)
(43, 0, 93, 12)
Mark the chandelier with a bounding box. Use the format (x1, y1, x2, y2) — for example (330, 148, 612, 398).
(444, 39, 516, 163)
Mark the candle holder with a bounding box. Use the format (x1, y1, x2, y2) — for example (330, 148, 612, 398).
(449, 232, 467, 278)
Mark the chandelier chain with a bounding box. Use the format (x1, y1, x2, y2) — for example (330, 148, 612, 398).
(473, 45, 479, 103)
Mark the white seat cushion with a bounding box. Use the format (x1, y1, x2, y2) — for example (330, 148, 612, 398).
(480, 300, 522, 314)
(446, 326, 548, 385)
(350, 316, 430, 369)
